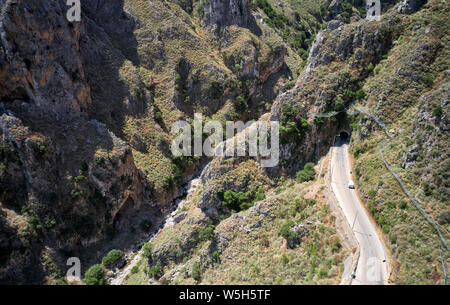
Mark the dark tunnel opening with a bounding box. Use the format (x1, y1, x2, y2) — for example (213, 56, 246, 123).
(340, 131, 349, 140)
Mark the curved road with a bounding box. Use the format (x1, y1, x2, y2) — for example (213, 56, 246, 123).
(331, 135, 389, 285)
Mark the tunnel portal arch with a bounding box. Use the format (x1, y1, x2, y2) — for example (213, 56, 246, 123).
(339, 130, 350, 140)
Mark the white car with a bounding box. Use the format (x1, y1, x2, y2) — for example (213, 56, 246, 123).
(348, 180, 355, 189)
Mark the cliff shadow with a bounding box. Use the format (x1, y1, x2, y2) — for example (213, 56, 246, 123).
(81, 0, 145, 139)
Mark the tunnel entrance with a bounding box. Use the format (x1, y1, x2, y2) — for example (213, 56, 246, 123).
(334, 130, 350, 147)
(340, 131, 349, 140)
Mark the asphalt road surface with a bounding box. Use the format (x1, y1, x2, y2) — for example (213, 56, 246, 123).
(331, 134, 389, 285)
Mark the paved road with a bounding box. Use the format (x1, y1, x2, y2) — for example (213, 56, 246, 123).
(331, 135, 389, 285)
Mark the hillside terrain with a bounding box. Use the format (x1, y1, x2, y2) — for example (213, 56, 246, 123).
(0, 0, 448, 285)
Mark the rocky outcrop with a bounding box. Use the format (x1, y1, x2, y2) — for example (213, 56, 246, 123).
(0, 0, 91, 117)
(223, 40, 286, 83)
(197, 156, 271, 220)
(0, 107, 155, 282)
(304, 19, 396, 81)
(199, 0, 259, 34)
(286, 224, 309, 249)
(397, 0, 427, 14)
(0, 0, 156, 283)
(265, 15, 404, 176)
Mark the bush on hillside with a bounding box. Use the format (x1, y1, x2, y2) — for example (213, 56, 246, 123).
(296, 162, 316, 183)
(102, 249, 124, 269)
(84, 264, 106, 285)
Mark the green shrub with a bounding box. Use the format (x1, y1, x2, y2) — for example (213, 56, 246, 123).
(39, 145, 47, 155)
(130, 266, 139, 274)
(279, 104, 309, 144)
(224, 190, 247, 211)
(296, 162, 316, 183)
(148, 261, 162, 279)
(353, 146, 361, 158)
(84, 264, 106, 285)
(335, 97, 345, 111)
(423, 74, 435, 87)
(233, 95, 248, 112)
(260, 235, 270, 247)
(102, 249, 124, 269)
(253, 186, 265, 202)
(332, 237, 341, 251)
(154, 111, 163, 124)
(423, 181, 432, 196)
(386, 201, 396, 209)
(217, 186, 265, 214)
(284, 80, 295, 91)
(253, 0, 288, 30)
(354, 89, 366, 100)
(298, 48, 308, 60)
(389, 233, 397, 244)
(280, 220, 298, 241)
(56, 278, 68, 285)
(314, 116, 325, 128)
(306, 198, 316, 206)
(432, 105, 443, 117)
(191, 262, 201, 281)
(142, 242, 153, 259)
(198, 225, 215, 241)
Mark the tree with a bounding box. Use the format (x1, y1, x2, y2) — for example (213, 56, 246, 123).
(102, 249, 124, 269)
(84, 264, 106, 285)
(142, 242, 153, 259)
(222, 190, 248, 212)
(217, 187, 265, 213)
(280, 220, 297, 241)
(355, 89, 366, 100)
(148, 261, 162, 279)
(154, 111, 163, 124)
(296, 162, 316, 182)
(233, 95, 248, 112)
(131, 266, 139, 274)
(279, 104, 309, 144)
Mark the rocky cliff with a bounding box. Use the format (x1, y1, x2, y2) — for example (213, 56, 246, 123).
(0, 0, 297, 283)
(0, 0, 156, 283)
(0, 0, 447, 285)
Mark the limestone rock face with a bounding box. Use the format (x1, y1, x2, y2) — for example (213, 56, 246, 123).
(200, 0, 257, 33)
(0, 0, 446, 286)
(0, 0, 155, 284)
(397, 0, 427, 14)
(0, 0, 91, 117)
(266, 16, 404, 176)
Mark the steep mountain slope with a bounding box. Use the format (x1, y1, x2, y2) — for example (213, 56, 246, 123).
(127, 0, 448, 285)
(266, 0, 449, 284)
(0, 0, 319, 284)
(0, 0, 448, 285)
(349, 2, 450, 283)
